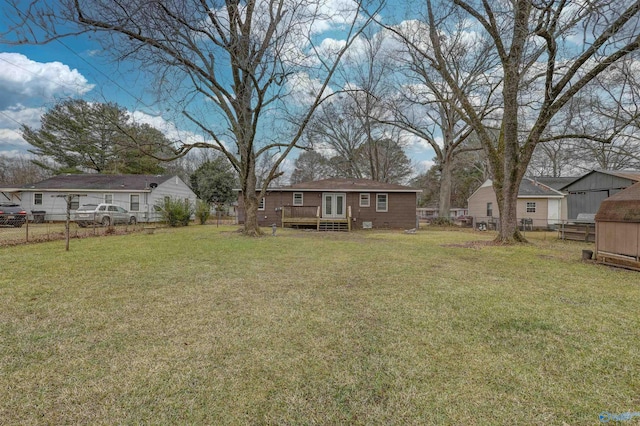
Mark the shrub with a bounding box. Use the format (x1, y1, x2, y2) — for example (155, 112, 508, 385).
(155, 197, 194, 227)
(431, 216, 453, 226)
(195, 200, 211, 225)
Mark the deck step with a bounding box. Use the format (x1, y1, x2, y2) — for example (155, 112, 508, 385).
(318, 221, 349, 232)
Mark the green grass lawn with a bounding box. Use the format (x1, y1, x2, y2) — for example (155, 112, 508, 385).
(1, 226, 639, 424)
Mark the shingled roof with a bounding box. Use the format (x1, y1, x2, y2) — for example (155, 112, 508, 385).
(21, 174, 175, 191)
(595, 182, 640, 223)
(533, 176, 578, 191)
(518, 178, 565, 197)
(277, 178, 421, 192)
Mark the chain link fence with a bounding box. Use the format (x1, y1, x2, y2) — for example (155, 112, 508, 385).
(470, 216, 596, 241)
(0, 213, 161, 247)
(471, 216, 563, 232)
(0, 213, 239, 247)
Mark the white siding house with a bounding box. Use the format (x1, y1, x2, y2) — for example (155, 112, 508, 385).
(10, 174, 196, 222)
(468, 178, 567, 229)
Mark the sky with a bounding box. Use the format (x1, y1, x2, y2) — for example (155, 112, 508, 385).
(0, 1, 437, 176)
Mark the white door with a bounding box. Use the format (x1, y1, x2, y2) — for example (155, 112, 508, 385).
(548, 199, 561, 225)
(323, 193, 346, 219)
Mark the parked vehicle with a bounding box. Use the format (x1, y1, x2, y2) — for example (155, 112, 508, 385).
(0, 202, 27, 227)
(74, 203, 137, 227)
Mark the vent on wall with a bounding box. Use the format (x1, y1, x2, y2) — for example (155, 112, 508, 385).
(362, 221, 373, 229)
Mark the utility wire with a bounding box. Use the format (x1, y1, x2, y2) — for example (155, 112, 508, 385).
(8, 5, 156, 110)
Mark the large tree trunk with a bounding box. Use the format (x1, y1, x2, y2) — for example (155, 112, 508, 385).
(242, 192, 262, 236)
(438, 161, 453, 219)
(240, 151, 263, 236)
(496, 180, 525, 243)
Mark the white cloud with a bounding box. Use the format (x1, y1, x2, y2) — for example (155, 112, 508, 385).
(0, 104, 43, 129)
(0, 128, 30, 153)
(307, 0, 362, 35)
(0, 104, 45, 153)
(0, 52, 94, 109)
(414, 159, 435, 174)
(285, 72, 334, 107)
(130, 110, 231, 151)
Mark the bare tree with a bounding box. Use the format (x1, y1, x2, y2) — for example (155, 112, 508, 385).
(380, 19, 495, 218)
(306, 29, 413, 183)
(341, 30, 399, 182)
(306, 97, 368, 178)
(3, 0, 379, 235)
(411, 0, 640, 242)
(0, 154, 52, 185)
(412, 149, 488, 210)
(530, 58, 640, 176)
(528, 140, 578, 177)
(290, 150, 333, 184)
(306, 98, 414, 183)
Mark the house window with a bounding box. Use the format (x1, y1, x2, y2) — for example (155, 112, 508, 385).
(258, 197, 265, 211)
(104, 194, 113, 204)
(70, 198, 80, 210)
(376, 194, 388, 212)
(130, 194, 140, 211)
(487, 202, 493, 217)
(360, 193, 370, 207)
(34, 193, 43, 205)
(293, 192, 303, 206)
(526, 202, 536, 213)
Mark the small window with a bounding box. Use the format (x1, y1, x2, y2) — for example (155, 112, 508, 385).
(293, 193, 303, 206)
(360, 193, 370, 207)
(258, 197, 265, 211)
(104, 194, 113, 204)
(130, 194, 140, 211)
(376, 194, 388, 212)
(487, 202, 493, 217)
(70, 199, 80, 210)
(34, 193, 43, 205)
(526, 202, 536, 213)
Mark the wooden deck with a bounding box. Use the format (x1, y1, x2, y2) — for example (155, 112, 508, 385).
(281, 206, 351, 231)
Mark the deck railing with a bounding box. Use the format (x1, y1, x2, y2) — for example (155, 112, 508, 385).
(282, 205, 319, 219)
(281, 205, 351, 231)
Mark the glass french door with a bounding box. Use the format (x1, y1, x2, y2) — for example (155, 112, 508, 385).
(322, 193, 346, 219)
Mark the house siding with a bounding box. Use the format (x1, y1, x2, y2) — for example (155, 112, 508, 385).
(152, 177, 197, 209)
(16, 175, 196, 222)
(238, 190, 418, 229)
(467, 186, 497, 220)
(468, 183, 563, 228)
(517, 198, 550, 227)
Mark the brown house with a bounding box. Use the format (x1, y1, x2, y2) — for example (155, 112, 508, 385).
(237, 178, 421, 231)
(595, 182, 640, 271)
